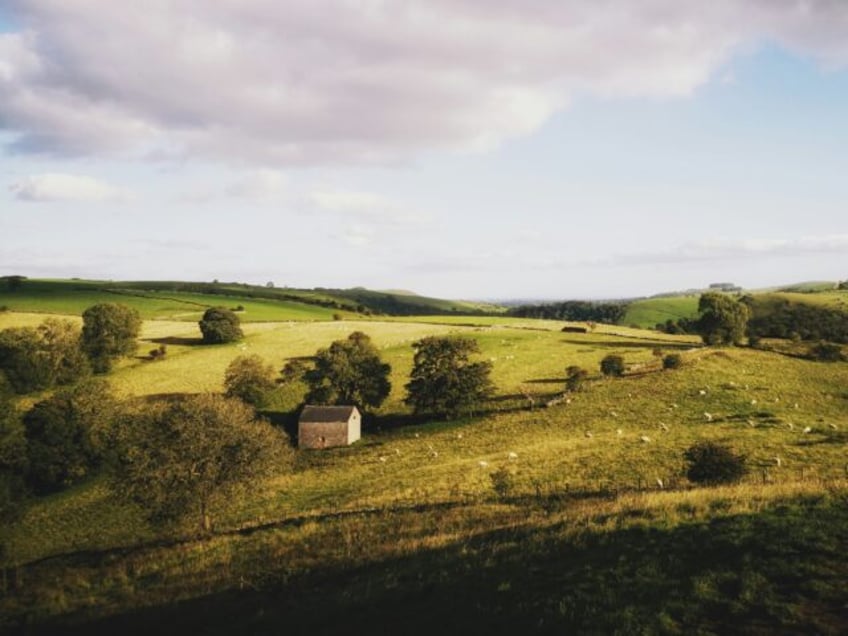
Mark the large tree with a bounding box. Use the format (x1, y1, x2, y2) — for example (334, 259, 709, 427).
(0, 319, 89, 393)
(0, 373, 27, 520)
(304, 331, 391, 411)
(404, 336, 494, 418)
(696, 292, 750, 346)
(23, 379, 116, 494)
(109, 394, 291, 533)
(199, 307, 243, 344)
(82, 303, 142, 372)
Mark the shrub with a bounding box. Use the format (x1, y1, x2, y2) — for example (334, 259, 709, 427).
(565, 365, 588, 392)
(199, 307, 243, 344)
(600, 354, 625, 377)
(662, 354, 683, 370)
(683, 441, 747, 485)
(807, 342, 844, 362)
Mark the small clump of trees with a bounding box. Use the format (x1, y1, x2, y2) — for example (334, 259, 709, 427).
(304, 331, 391, 412)
(199, 307, 243, 344)
(696, 293, 750, 346)
(663, 353, 683, 370)
(405, 336, 493, 418)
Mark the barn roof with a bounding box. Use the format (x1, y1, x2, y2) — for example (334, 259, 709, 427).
(300, 405, 359, 422)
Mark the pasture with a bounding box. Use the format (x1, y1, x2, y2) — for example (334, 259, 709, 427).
(1, 307, 847, 633)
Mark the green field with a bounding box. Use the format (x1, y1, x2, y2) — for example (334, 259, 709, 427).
(620, 295, 700, 328)
(1, 291, 847, 633)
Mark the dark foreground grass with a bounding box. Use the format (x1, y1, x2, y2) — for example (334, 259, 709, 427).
(6, 490, 847, 635)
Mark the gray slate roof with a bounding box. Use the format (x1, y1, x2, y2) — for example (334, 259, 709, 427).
(299, 405, 359, 423)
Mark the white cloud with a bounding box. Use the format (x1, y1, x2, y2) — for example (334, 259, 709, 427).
(2, 1, 847, 164)
(606, 234, 848, 266)
(310, 190, 428, 225)
(9, 173, 131, 203)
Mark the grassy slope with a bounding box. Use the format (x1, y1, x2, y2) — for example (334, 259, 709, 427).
(1, 307, 847, 632)
(621, 295, 700, 328)
(622, 289, 848, 329)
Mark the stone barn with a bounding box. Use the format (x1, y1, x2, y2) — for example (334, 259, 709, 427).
(298, 405, 361, 449)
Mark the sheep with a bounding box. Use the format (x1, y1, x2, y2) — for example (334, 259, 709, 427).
(478, 460, 489, 468)
(747, 419, 756, 428)
(457, 433, 464, 439)
(616, 428, 623, 436)
(828, 423, 838, 431)
(584, 431, 593, 439)
(610, 411, 618, 418)
(698, 390, 707, 396)
(774, 456, 782, 467)
(659, 422, 669, 432)
(704, 412, 713, 422)
(640, 435, 651, 443)
(379, 456, 387, 463)
(656, 478, 664, 489)
(508, 452, 518, 460)
(803, 426, 812, 434)
(750, 399, 757, 405)
(794, 403, 799, 410)
(787, 422, 794, 431)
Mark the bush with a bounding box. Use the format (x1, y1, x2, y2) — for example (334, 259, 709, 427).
(683, 441, 747, 485)
(807, 342, 844, 362)
(199, 307, 243, 344)
(565, 365, 588, 392)
(600, 354, 625, 377)
(662, 354, 683, 370)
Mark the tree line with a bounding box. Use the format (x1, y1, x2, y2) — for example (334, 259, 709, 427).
(507, 300, 626, 324)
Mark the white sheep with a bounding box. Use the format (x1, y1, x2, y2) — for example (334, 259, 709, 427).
(508, 451, 518, 460)
(803, 426, 812, 434)
(774, 456, 782, 467)
(659, 422, 669, 432)
(640, 435, 651, 443)
(656, 478, 664, 489)
(616, 428, 623, 436)
(478, 460, 489, 468)
(828, 423, 838, 431)
(750, 399, 757, 405)
(698, 390, 707, 396)
(584, 431, 593, 439)
(704, 412, 713, 422)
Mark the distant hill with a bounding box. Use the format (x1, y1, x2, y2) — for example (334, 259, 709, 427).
(0, 278, 506, 320)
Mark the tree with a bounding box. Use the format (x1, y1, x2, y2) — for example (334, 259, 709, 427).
(82, 303, 142, 372)
(600, 354, 625, 377)
(224, 354, 276, 406)
(0, 319, 88, 393)
(0, 373, 27, 520)
(683, 441, 747, 485)
(0, 327, 54, 393)
(199, 307, 243, 344)
(304, 331, 391, 411)
(696, 292, 750, 346)
(404, 336, 493, 418)
(109, 394, 292, 533)
(662, 353, 683, 370)
(38, 318, 91, 385)
(23, 379, 116, 494)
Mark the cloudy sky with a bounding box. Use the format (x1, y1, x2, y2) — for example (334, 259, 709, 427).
(2, 1, 848, 300)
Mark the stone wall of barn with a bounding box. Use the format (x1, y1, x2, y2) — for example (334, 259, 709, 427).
(299, 421, 350, 449)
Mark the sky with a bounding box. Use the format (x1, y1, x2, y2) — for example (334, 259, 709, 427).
(2, 1, 848, 300)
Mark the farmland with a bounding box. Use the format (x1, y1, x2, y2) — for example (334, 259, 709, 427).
(1, 286, 847, 634)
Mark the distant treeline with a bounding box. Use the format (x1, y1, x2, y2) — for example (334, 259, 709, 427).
(655, 295, 848, 343)
(507, 300, 626, 324)
(745, 298, 848, 343)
